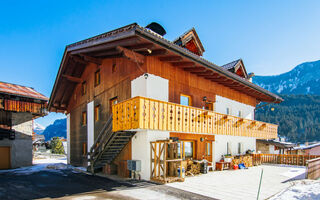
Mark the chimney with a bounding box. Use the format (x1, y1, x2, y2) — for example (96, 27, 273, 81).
(145, 22, 166, 36)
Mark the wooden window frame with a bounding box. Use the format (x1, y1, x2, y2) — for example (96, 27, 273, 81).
(178, 140, 196, 160)
(94, 105, 100, 122)
(83, 143, 87, 156)
(81, 81, 87, 96)
(206, 142, 211, 156)
(180, 94, 192, 106)
(94, 70, 100, 87)
(82, 111, 87, 126)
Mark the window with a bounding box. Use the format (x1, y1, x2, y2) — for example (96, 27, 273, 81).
(238, 142, 243, 154)
(184, 141, 193, 158)
(226, 107, 230, 115)
(177, 141, 195, 159)
(238, 111, 242, 118)
(94, 70, 100, 86)
(81, 81, 87, 96)
(112, 63, 117, 73)
(94, 105, 100, 122)
(205, 102, 214, 111)
(206, 142, 211, 156)
(109, 97, 118, 114)
(180, 94, 191, 106)
(227, 142, 232, 155)
(82, 111, 87, 126)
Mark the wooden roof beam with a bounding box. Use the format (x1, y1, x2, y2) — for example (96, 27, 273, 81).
(126, 43, 154, 50)
(69, 36, 141, 55)
(116, 46, 145, 64)
(62, 74, 83, 83)
(172, 62, 195, 67)
(79, 54, 102, 65)
(159, 56, 183, 62)
(141, 49, 168, 56)
(70, 56, 88, 65)
(184, 67, 206, 72)
(195, 70, 214, 76)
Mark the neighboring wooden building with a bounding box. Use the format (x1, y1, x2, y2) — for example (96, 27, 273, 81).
(0, 81, 47, 169)
(291, 143, 320, 156)
(256, 139, 295, 154)
(48, 23, 282, 180)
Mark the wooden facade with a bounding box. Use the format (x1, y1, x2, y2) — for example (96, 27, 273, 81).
(60, 54, 278, 167)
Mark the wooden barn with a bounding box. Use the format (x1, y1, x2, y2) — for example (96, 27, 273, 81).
(48, 22, 282, 181)
(0, 81, 47, 169)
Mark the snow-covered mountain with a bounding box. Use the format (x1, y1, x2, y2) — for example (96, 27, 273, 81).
(33, 122, 45, 134)
(42, 118, 66, 141)
(253, 60, 320, 95)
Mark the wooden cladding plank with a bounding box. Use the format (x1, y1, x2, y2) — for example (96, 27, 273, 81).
(112, 96, 278, 139)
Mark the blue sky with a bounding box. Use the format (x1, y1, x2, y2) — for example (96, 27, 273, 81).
(1, 1, 320, 127)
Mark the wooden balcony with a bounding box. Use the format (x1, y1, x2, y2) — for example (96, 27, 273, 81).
(0, 99, 47, 116)
(112, 96, 278, 139)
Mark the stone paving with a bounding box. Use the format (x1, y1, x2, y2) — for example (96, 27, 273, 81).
(168, 164, 306, 200)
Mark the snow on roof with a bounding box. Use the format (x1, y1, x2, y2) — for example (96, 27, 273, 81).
(293, 142, 320, 150)
(0, 81, 48, 101)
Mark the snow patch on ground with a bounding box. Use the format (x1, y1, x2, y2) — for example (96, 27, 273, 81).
(269, 180, 320, 200)
(280, 168, 306, 179)
(0, 155, 85, 175)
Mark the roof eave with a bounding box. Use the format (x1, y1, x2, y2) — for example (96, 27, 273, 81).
(135, 26, 283, 103)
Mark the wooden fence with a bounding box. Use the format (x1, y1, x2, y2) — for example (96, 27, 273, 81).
(306, 157, 320, 180)
(252, 154, 320, 166)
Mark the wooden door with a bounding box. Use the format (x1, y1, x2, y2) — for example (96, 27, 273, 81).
(0, 146, 11, 169)
(204, 141, 212, 162)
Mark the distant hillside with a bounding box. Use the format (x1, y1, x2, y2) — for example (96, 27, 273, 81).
(42, 118, 66, 141)
(253, 60, 320, 95)
(255, 94, 320, 143)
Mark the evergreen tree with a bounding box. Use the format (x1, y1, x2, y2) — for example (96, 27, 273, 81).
(50, 137, 65, 154)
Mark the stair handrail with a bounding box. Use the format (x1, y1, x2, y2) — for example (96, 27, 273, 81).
(89, 114, 113, 158)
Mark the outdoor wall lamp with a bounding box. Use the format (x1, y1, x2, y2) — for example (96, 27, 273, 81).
(203, 96, 207, 102)
(144, 73, 149, 79)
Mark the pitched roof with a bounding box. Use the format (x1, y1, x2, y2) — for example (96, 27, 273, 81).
(221, 59, 241, 70)
(257, 139, 295, 148)
(173, 28, 205, 55)
(49, 23, 283, 111)
(0, 81, 48, 101)
(293, 142, 320, 150)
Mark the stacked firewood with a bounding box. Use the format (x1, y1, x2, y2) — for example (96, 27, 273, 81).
(186, 160, 201, 176)
(232, 155, 253, 167)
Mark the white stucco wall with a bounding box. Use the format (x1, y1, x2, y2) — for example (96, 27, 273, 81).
(67, 113, 71, 164)
(87, 101, 94, 154)
(213, 135, 256, 163)
(131, 73, 170, 180)
(12, 120, 33, 136)
(214, 95, 255, 120)
(131, 73, 169, 101)
(131, 130, 170, 180)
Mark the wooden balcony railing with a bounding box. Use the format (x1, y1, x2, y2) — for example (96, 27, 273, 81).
(0, 99, 47, 115)
(112, 96, 278, 139)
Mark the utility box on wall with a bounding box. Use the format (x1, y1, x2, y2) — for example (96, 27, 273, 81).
(127, 160, 141, 172)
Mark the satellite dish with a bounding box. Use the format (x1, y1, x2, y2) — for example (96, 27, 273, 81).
(145, 22, 166, 36)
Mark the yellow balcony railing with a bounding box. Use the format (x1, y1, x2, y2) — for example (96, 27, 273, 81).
(112, 96, 278, 139)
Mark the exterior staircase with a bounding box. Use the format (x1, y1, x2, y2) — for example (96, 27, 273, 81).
(88, 114, 135, 173)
